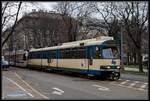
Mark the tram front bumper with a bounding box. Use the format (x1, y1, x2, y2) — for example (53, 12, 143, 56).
(100, 69, 120, 72)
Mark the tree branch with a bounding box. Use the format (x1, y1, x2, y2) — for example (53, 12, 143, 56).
(2, 2, 22, 47)
(2, 2, 9, 17)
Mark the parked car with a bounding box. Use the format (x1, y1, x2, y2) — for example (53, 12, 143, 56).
(2, 56, 9, 70)
(143, 56, 148, 66)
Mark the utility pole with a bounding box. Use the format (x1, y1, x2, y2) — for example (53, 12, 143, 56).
(9, 43, 10, 65)
(121, 25, 124, 70)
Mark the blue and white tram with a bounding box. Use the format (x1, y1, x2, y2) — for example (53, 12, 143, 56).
(7, 36, 121, 80)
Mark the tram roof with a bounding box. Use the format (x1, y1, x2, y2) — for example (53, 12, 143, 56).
(30, 36, 114, 52)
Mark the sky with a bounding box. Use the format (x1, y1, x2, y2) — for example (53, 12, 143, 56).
(39, 2, 57, 11)
(20, 2, 57, 14)
(2, 2, 58, 31)
(2, 1, 148, 31)
(2, 1, 100, 31)
(21, 2, 101, 18)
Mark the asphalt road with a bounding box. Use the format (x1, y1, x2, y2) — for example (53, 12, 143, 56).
(2, 66, 148, 100)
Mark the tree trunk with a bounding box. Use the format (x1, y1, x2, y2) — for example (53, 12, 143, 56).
(68, 18, 73, 42)
(133, 52, 137, 64)
(137, 47, 143, 72)
(127, 52, 129, 65)
(137, 28, 143, 72)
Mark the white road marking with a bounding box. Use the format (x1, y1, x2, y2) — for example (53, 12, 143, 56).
(120, 80, 130, 85)
(2, 96, 4, 99)
(92, 84, 110, 91)
(135, 81, 140, 83)
(3, 76, 34, 97)
(111, 82, 147, 92)
(137, 88, 146, 91)
(52, 87, 64, 95)
(128, 83, 136, 87)
(15, 72, 49, 99)
(128, 81, 139, 87)
(140, 83, 148, 89)
(7, 93, 26, 97)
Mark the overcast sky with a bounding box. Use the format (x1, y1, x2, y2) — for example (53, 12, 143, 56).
(20, 2, 57, 14)
(3, 1, 100, 29)
(30, 2, 100, 18)
(2, 1, 148, 31)
(39, 2, 57, 11)
(1, 1, 108, 30)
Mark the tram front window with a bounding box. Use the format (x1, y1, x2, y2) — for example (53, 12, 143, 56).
(102, 47, 119, 59)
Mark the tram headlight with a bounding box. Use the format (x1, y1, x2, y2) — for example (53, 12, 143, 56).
(107, 66, 110, 69)
(117, 66, 120, 69)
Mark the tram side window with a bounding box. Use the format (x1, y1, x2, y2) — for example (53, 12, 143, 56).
(70, 48, 76, 58)
(50, 50, 56, 59)
(28, 53, 31, 59)
(45, 51, 50, 59)
(79, 47, 86, 59)
(39, 52, 42, 59)
(71, 47, 86, 59)
(60, 49, 70, 59)
(33, 53, 35, 59)
(95, 47, 101, 59)
(60, 49, 68, 59)
(67, 48, 71, 59)
(29, 53, 33, 59)
(65, 49, 70, 58)
(42, 51, 47, 59)
(42, 52, 45, 59)
(32, 53, 34, 59)
(59, 47, 86, 59)
(37, 53, 39, 59)
(70, 48, 79, 59)
(60, 50, 64, 59)
(23, 54, 26, 60)
(74, 48, 79, 59)
(30, 52, 39, 59)
(32, 52, 35, 59)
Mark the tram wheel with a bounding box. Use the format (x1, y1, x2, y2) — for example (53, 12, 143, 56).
(110, 72, 120, 81)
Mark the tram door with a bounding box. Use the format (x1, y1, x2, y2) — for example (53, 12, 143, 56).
(47, 50, 57, 69)
(87, 46, 94, 70)
(47, 51, 51, 68)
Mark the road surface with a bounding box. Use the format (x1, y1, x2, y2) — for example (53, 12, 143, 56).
(2, 66, 148, 100)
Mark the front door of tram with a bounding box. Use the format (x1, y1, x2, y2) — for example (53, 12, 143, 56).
(87, 46, 94, 71)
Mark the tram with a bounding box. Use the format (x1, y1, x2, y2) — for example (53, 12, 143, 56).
(5, 36, 121, 80)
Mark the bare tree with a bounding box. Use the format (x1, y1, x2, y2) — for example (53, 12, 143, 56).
(95, 2, 120, 38)
(2, 2, 22, 48)
(53, 2, 96, 41)
(115, 2, 148, 72)
(54, 2, 78, 41)
(2, 2, 42, 51)
(9, 10, 73, 49)
(93, 2, 148, 72)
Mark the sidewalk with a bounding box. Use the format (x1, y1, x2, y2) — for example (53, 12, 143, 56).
(120, 66, 148, 82)
(122, 66, 148, 76)
(120, 73, 148, 82)
(124, 67, 148, 73)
